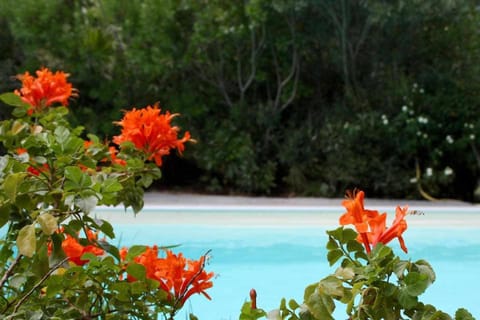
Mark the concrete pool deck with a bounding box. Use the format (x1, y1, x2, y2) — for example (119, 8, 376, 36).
(93, 191, 480, 228)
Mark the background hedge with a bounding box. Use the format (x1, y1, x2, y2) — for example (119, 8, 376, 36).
(1, 0, 479, 201)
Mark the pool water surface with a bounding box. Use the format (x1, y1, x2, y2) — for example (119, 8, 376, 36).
(105, 207, 480, 319)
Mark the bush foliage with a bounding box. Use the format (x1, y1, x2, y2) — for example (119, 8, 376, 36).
(1, 0, 480, 200)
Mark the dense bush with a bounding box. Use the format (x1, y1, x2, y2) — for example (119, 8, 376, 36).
(1, 0, 479, 200)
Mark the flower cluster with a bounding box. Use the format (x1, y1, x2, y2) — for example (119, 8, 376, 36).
(120, 246, 214, 305)
(0, 68, 212, 318)
(340, 189, 409, 253)
(14, 67, 76, 114)
(113, 104, 192, 166)
(48, 228, 105, 266)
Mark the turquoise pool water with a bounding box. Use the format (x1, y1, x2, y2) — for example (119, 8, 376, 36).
(110, 208, 480, 320)
(2, 207, 478, 319)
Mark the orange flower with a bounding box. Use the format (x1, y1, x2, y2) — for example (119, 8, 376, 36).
(339, 190, 380, 253)
(26, 163, 50, 176)
(340, 189, 410, 254)
(108, 146, 127, 166)
(14, 67, 76, 114)
(367, 206, 409, 253)
(123, 246, 214, 305)
(61, 229, 104, 266)
(113, 104, 192, 166)
(16, 148, 50, 176)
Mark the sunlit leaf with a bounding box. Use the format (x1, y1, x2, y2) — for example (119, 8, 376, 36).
(37, 213, 58, 235)
(75, 195, 98, 213)
(17, 224, 36, 257)
(305, 286, 335, 320)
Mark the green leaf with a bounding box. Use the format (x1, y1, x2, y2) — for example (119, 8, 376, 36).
(64, 166, 92, 190)
(3, 172, 27, 203)
(326, 238, 339, 250)
(37, 213, 58, 235)
(96, 219, 114, 238)
(370, 243, 393, 261)
(326, 227, 344, 241)
(398, 289, 418, 309)
(125, 245, 147, 261)
(342, 228, 358, 242)
(54, 126, 70, 146)
(414, 259, 436, 284)
(319, 276, 345, 298)
(327, 249, 343, 266)
(394, 260, 410, 278)
(346, 239, 364, 253)
(102, 178, 123, 193)
(455, 308, 475, 320)
(404, 271, 429, 296)
(288, 298, 300, 310)
(126, 263, 146, 281)
(17, 224, 36, 257)
(0, 204, 11, 229)
(305, 286, 335, 320)
(0, 92, 30, 108)
(74, 195, 98, 213)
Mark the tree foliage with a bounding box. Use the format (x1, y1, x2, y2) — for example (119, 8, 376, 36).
(1, 0, 480, 199)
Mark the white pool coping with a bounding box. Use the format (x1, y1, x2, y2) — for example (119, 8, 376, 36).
(92, 192, 480, 228)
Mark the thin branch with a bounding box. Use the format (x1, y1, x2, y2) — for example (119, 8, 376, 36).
(13, 257, 69, 313)
(0, 254, 23, 289)
(170, 250, 212, 319)
(237, 25, 265, 104)
(273, 16, 300, 111)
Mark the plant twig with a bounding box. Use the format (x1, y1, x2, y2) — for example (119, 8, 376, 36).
(0, 254, 23, 289)
(13, 257, 69, 313)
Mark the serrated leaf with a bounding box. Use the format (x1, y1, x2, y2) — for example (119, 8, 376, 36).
(342, 228, 358, 242)
(327, 249, 343, 266)
(37, 213, 58, 235)
(346, 239, 364, 253)
(17, 224, 36, 257)
(326, 238, 339, 250)
(326, 227, 344, 241)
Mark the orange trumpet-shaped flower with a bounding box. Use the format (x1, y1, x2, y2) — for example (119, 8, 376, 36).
(61, 229, 104, 266)
(14, 68, 76, 114)
(123, 246, 214, 305)
(367, 206, 409, 253)
(113, 104, 192, 166)
(339, 190, 380, 253)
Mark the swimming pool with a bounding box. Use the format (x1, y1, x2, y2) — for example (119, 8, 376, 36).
(97, 205, 480, 319)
